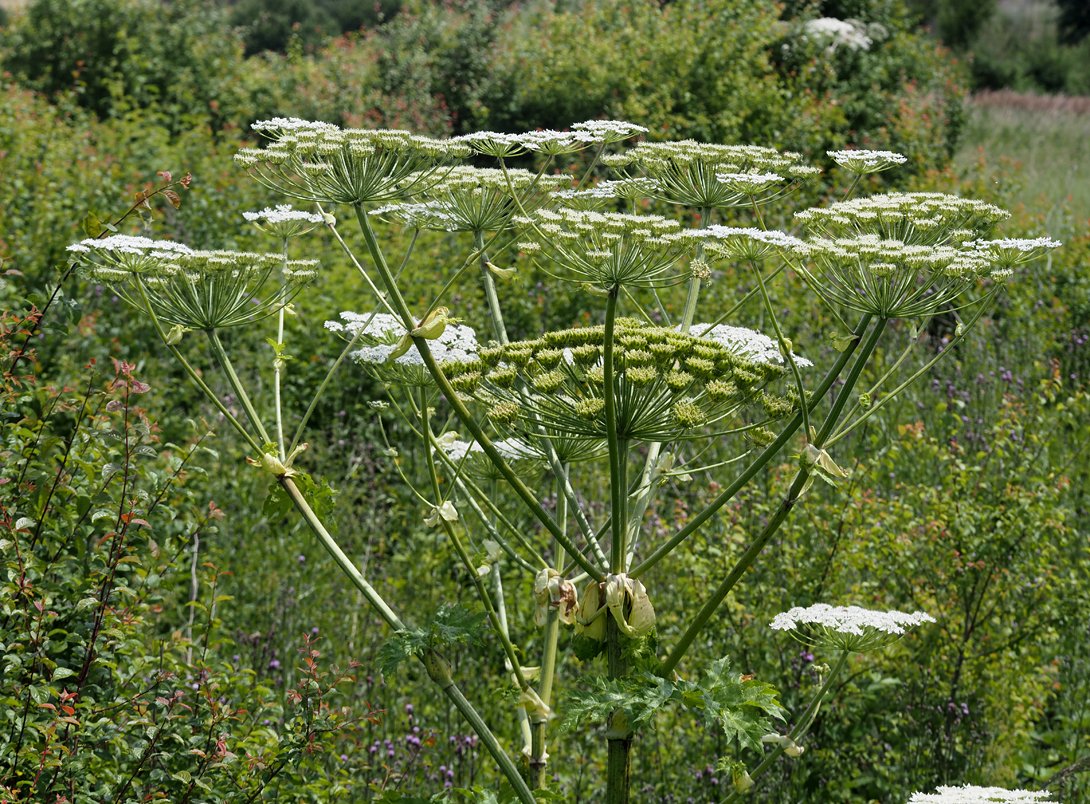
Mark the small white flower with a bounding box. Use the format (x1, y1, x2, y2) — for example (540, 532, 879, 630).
(802, 18, 873, 52)
(771, 603, 935, 653)
(687, 323, 812, 367)
(828, 149, 908, 174)
(907, 785, 1054, 803)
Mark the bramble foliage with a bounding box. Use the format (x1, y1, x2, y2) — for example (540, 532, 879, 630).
(0, 318, 376, 801)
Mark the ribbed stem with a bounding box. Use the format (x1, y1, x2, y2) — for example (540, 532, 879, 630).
(658, 318, 887, 675)
(632, 313, 874, 578)
(352, 203, 603, 581)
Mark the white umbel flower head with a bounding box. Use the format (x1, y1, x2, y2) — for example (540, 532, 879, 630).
(440, 436, 543, 482)
(802, 18, 873, 52)
(770, 603, 935, 653)
(828, 149, 908, 174)
(604, 141, 819, 209)
(326, 311, 479, 386)
(687, 323, 812, 367)
(243, 205, 325, 239)
(907, 785, 1054, 803)
(237, 120, 471, 205)
(515, 208, 691, 290)
(373, 167, 569, 232)
(70, 236, 316, 330)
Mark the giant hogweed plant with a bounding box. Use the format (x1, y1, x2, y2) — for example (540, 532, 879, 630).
(67, 118, 1060, 802)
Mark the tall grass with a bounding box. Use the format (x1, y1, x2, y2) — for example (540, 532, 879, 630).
(956, 91, 1090, 229)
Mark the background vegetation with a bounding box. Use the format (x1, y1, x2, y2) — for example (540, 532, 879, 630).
(1, 0, 1087, 800)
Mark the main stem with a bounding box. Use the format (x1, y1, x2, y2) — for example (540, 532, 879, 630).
(602, 287, 634, 803)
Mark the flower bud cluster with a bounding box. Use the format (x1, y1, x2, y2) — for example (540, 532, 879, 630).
(442, 318, 793, 446)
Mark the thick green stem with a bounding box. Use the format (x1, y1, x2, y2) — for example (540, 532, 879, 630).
(352, 203, 603, 580)
(605, 616, 633, 804)
(530, 468, 568, 788)
(476, 229, 510, 345)
(603, 289, 627, 571)
(632, 313, 875, 578)
(725, 651, 851, 801)
(272, 239, 290, 460)
(658, 318, 887, 675)
(424, 650, 538, 804)
(278, 475, 403, 629)
(207, 330, 273, 447)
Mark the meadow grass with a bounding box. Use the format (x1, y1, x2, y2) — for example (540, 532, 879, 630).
(956, 90, 1090, 232)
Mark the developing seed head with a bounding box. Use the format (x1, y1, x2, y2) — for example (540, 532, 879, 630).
(672, 399, 706, 427)
(574, 397, 606, 419)
(532, 369, 566, 393)
(488, 400, 522, 424)
(461, 319, 795, 445)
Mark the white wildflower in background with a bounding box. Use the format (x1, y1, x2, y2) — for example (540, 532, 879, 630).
(802, 18, 873, 52)
(828, 149, 908, 174)
(686, 323, 813, 367)
(771, 603, 935, 653)
(907, 785, 1054, 803)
